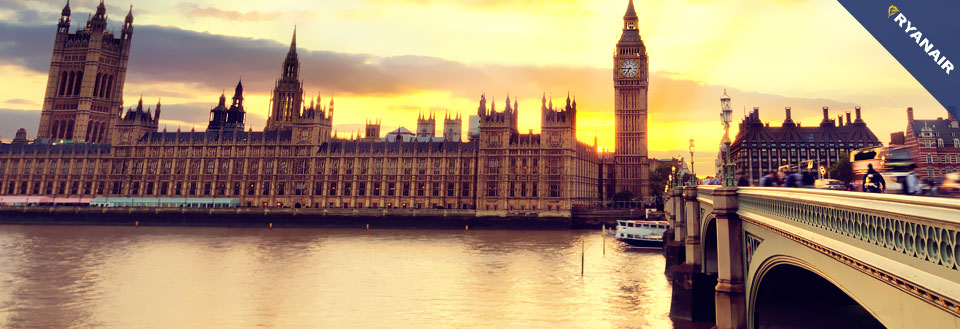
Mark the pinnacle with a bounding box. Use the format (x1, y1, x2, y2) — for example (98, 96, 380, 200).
(624, 0, 637, 20)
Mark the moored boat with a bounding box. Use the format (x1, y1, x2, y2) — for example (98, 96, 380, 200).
(615, 220, 669, 248)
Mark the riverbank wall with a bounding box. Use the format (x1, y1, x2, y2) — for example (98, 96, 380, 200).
(0, 206, 644, 229)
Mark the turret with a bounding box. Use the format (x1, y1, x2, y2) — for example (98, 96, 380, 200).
(232, 79, 244, 108)
(478, 93, 487, 117)
(154, 99, 161, 123)
(122, 5, 134, 40)
(58, 0, 71, 33)
(87, 0, 107, 31)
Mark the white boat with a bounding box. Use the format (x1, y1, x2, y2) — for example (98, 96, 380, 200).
(615, 220, 669, 248)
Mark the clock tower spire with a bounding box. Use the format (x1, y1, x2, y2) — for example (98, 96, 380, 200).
(613, 0, 650, 198)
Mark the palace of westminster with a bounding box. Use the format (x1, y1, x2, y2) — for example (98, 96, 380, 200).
(0, 1, 653, 211)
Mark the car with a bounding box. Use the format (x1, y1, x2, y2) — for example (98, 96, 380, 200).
(941, 173, 960, 195)
(814, 179, 846, 190)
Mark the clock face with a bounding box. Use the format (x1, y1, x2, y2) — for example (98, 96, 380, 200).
(620, 60, 639, 78)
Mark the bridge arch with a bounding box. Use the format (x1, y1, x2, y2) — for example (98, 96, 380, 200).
(749, 256, 883, 329)
(701, 214, 718, 275)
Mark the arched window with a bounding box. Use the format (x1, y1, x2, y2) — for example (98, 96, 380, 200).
(93, 73, 101, 96)
(105, 75, 114, 99)
(86, 120, 94, 141)
(98, 123, 106, 142)
(66, 72, 75, 96)
(58, 72, 67, 96)
(101, 75, 110, 98)
(954, 139, 959, 148)
(66, 120, 74, 139)
(938, 139, 944, 148)
(51, 120, 60, 138)
(73, 71, 83, 95)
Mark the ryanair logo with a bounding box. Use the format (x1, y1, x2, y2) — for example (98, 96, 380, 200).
(891, 5, 954, 75)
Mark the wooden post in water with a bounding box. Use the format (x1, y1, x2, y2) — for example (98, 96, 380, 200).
(581, 235, 585, 277)
(602, 225, 606, 255)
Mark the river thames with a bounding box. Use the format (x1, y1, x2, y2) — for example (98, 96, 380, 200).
(0, 225, 697, 328)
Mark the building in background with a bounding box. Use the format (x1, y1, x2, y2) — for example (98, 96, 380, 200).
(0, 3, 607, 212)
(37, 1, 134, 144)
(889, 108, 960, 180)
(612, 0, 650, 197)
(731, 103, 882, 185)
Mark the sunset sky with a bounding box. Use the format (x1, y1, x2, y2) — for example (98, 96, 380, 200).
(0, 0, 947, 176)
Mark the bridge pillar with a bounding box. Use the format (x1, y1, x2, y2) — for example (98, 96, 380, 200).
(713, 187, 746, 329)
(664, 187, 685, 275)
(683, 186, 701, 266)
(669, 186, 716, 322)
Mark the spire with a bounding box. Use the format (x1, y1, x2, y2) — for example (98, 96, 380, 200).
(234, 79, 243, 99)
(125, 4, 133, 23)
(290, 25, 297, 53)
(624, 0, 637, 21)
(155, 98, 162, 122)
(61, 0, 71, 17)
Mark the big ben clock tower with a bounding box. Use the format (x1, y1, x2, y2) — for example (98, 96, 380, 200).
(613, 0, 650, 197)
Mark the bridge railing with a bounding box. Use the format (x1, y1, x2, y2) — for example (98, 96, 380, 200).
(736, 187, 960, 312)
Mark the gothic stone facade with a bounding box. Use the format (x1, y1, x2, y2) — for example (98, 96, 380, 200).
(0, 2, 603, 211)
(38, 1, 133, 144)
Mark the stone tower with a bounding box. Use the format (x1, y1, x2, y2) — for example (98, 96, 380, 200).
(613, 0, 650, 197)
(207, 80, 246, 132)
(265, 27, 304, 131)
(541, 93, 576, 149)
(365, 119, 381, 140)
(417, 112, 436, 138)
(443, 112, 462, 142)
(113, 97, 160, 146)
(38, 1, 134, 143)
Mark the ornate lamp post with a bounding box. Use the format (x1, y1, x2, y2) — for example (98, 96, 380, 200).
(670, 165, 677, 187)
(720, 89, 736, 186)
(689, 138, 696, 185)
(678, 156, 684, 186)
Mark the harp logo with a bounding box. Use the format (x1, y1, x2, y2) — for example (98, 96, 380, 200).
(891, 6, 954, 75)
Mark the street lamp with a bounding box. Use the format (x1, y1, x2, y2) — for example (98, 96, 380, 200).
(678, 156, 684, 186)
(672, 165, 677, 187)
(689, 138, 696, 185)
(720, 89, 736, 186)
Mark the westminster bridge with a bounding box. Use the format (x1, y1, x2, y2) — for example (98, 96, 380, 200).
(664, 185, 960, 328)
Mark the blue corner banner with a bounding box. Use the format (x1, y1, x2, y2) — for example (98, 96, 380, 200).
(837, 1, 960, 119)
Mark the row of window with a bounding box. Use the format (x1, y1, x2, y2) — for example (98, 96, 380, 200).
(2, 180, 475, 198)
(0, 158, 476, 176)
(921, 139, 960, 149)
(745, 141, 878, 148)
(921, 153, 960, 164)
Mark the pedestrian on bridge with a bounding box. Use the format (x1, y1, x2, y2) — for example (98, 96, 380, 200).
(862, 164, 886, 193)
(905, 164, 920, 195)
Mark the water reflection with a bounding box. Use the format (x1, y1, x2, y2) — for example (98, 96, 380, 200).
(0, 225, 694, 328)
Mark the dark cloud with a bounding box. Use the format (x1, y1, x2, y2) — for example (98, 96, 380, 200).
(177, 3, 283, 22)
(0, 13, 864, 130)
(0, 20, 593, 102)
